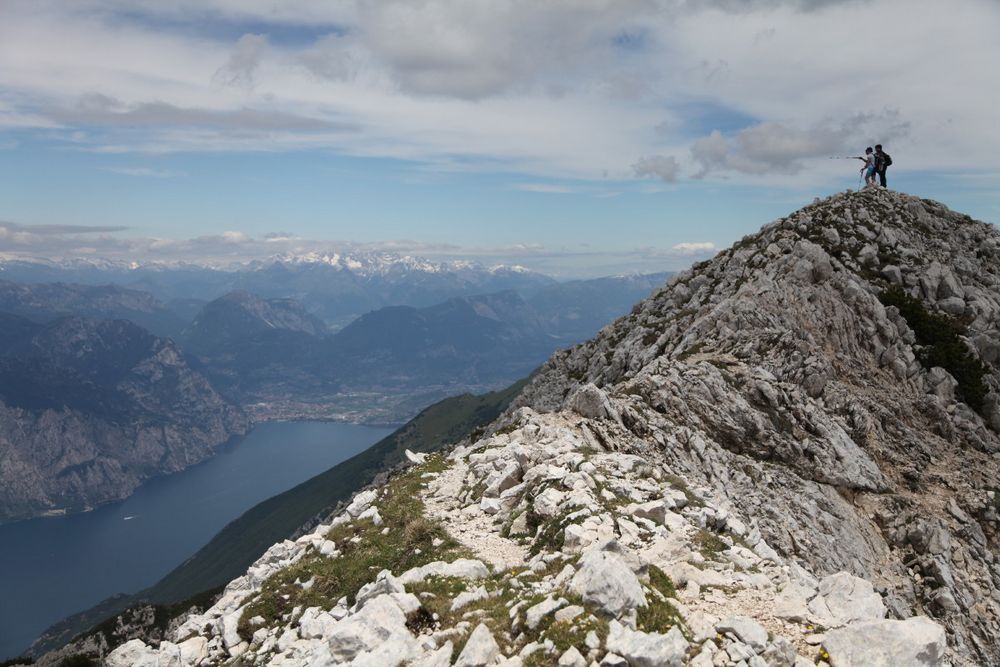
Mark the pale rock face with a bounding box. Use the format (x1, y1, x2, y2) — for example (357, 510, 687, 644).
(397, 558, 490, 585)
(569, 549, 647, 619)
(298, 607, 338, 639)
(105, 639, 160, 667)
(345, 489, 378, 518)
(451, 585, 490, 611)
(605, 621, 688, 667)
(773, 581, 816, 623)
(410, 641, 454, 667)
(569, 383, 618, 421)
(354, 569, 404, 608)
(563, 514, 616, 552)
(806, 572, 886, 628)
(525, 595, 566, 629)
(822, 616, 947, 666)
(716, 615, 769, 652)
(558, 646, 587, 667)
(325, 595, 419, 663)
(454, 623, 500, 667)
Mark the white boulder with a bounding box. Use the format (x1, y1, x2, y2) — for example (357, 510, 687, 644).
(807, 572, 886, 628)
(605, 620, 688, 667)
(822, 616, 947, 667)
(455, 623, 501, 667)
(569, 549, 647, 618)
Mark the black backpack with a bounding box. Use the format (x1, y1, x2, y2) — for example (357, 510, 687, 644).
(881, 152, 893, 168)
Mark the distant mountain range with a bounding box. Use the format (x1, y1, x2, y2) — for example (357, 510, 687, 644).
(0, 252, 556, 329)
(177, 276, 669, 421)
(0, 255, 670, 521)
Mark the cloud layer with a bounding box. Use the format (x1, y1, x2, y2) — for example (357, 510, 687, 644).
(1, 0, 997, 185)
(0, 221, 717, 277)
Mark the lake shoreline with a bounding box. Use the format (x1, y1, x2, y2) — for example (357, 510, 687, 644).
(0, 421, 391, 661)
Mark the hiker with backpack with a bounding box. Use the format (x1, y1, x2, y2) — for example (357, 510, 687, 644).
(859, 147, 877, 188)
(874, 144, 892, 187)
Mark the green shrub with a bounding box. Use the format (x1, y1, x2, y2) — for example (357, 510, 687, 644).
(58, 657, 95, 667)
(692, 529, 727, 560)
(880, 287, 989, 411)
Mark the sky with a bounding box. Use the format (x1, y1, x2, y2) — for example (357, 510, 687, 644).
(1, 0, 998, 277)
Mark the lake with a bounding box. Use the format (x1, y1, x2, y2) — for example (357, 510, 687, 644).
(0, 421, 391, 660)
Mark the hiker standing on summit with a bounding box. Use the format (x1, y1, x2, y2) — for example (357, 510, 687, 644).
(859, 147, 877, 188)
(874, 144, 892, 188)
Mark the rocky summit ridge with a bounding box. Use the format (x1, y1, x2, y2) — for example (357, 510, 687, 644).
(102, 189, 1000, 667)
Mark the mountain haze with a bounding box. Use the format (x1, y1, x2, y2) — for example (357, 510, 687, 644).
(0, 279, 186, 338)
(180, 281, 666, 422)
(0, 253, 557, 329)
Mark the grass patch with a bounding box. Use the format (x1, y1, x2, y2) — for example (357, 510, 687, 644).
(237, 457, 471, 640)
(677, 341, 706, 361)
(494, 422, 520, 436)
(528, 510, 588, 556)
(647, 564, 677, 598)
(56, 659, 94, 667)
(879, 287, 989, 411)
(409, 573, 516, 656)
(636, 565, 686, 636)
(524, 614, 609, 667)
(662, 473, 705, 508)
(692, 529, 728, 560)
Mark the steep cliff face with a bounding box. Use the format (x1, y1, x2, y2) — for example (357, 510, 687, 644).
(0, 317, 249, 523)
(103, 190, 999, 667)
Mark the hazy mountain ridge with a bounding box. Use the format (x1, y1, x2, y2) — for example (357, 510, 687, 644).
(177, 280, 669, 422)
(0, 266, 668, 524)
(0, 316, 249, 524)
(0, 279, 186, 338)
(97, 190, 1000, 666)
(0, 251, 556, 328)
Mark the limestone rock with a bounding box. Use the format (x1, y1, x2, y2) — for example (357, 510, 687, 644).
(716, 615, 768, 652)
(325, 595, 419, 664)
(569, 383, 618, 421)
(455, 623, 501, 667)
(605, 620, 688, 667)
(568, 550, 646, 618)
(807, 572, 886, 628)
(822, 617, 947, 666)
(398, 559, 489, 585)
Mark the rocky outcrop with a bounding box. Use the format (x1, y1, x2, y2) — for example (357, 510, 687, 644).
(0, 317, 248, 522)
(105, 189, 999, 666)
(105, 405, 950, 666)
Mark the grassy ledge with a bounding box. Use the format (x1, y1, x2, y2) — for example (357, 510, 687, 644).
(237, 455, 469, 640)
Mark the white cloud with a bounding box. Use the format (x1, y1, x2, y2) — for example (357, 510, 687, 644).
(0, 222, 704, 276)
(671, 242, 717, 255)
(633, 155, 680, 182)
(690, 112, 909, 177)
(0, 0, 997, 183)
(513, 183, 576, 194)
(102, 166, 185, 178)
(212, 33, 268, 90)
